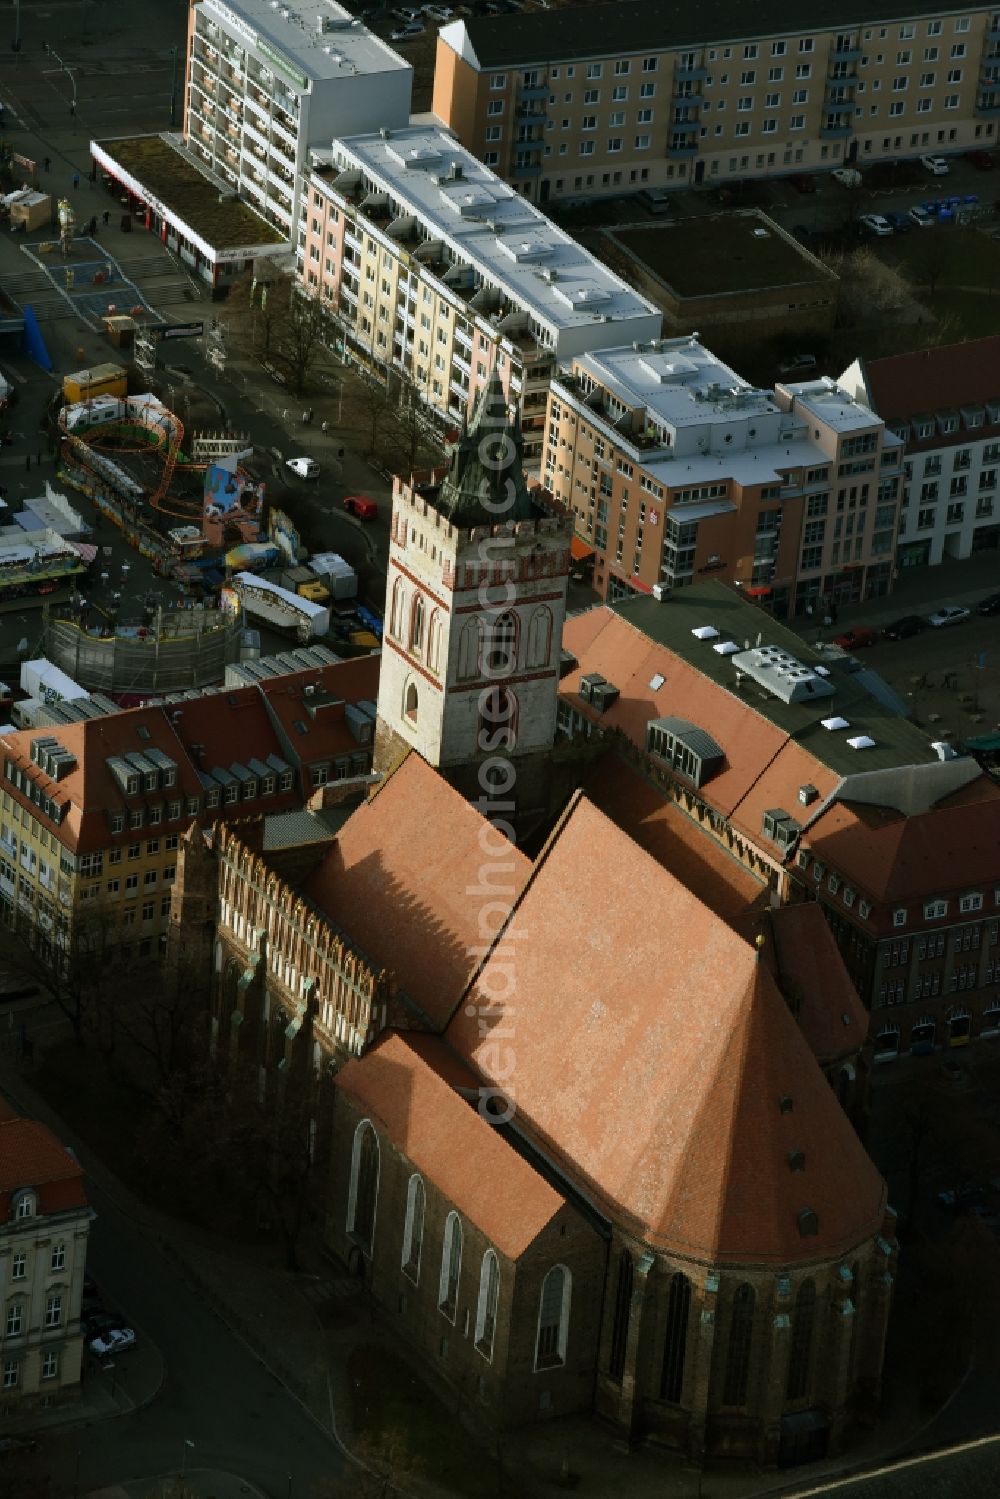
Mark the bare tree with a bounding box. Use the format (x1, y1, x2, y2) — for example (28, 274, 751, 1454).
(912, 234, 954, 298)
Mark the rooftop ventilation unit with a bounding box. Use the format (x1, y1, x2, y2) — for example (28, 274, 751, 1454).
(931, 740, 958, 760)
(821, 716, 850, 731)
(798, 783, 819, 806)
(691, 625, 720, 641)
(649, 672, 665, 691)
(713, 640, 739, 656)
(847, 734, 877, 751)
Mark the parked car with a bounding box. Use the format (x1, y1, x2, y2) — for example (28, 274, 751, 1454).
(858, 213, 894, 237)
(90, 1326, 136, 1357)
(390, 20, 424, 38)
(343, 494, 378, 520)
(260, 359, 288, 386)
(920, 153, 950, 175)
(833, 626, 879, 651)
(638, 187, 672, 215)
(977, 592, 1000, 615)
(777, 353, 817, 376)
(965, 149, 995, 171)
(908, 205, 936, 228)
(286, 456, 320, 479)
(831, 167, 862, 187)
(788, 173, 816, 193)
(882, 614, 928, 640)
(927, 604, 971, 627)
(422, 2, 453, 16)
(881, 210, 912, 234)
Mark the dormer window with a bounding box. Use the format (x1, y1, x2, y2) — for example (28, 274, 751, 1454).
(893, 908, 907, 927)
(126, 775, 139, 796)
(144, 772, 157, 792)
(960, 892, 983, 914)
(163, 767, 176, 788)
(924, 899, 947, 921)
(224, 783, 239, 805)
(243, 779, 257, 800)
(14, 1192, 34, 1220)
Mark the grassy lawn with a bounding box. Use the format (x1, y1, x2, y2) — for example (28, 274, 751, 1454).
(348, 1342, 492, 1495)
(884, 225, 1000, 291)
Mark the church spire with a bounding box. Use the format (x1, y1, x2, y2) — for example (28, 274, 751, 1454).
(432, 367, 536, 528)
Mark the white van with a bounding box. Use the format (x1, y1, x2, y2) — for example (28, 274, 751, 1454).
(638, 188, 672, 216)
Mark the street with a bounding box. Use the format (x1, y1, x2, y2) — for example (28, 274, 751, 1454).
(44, 1174, 346, 1498)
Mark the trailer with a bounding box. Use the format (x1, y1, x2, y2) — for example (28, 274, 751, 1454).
(229, 572, 330, 641)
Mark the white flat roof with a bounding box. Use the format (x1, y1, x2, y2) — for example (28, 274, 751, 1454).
(203, 0, 409, 85)
(572, 339, 783, 430)
(784, 376, 880, 434)
(647, 436, 824, 491)
(314, 124, 659, 343)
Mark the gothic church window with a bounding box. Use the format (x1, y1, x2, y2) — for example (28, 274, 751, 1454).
(526, 605, 553, 668)
(484, 610, 518, 674)
(723, 1282, 755, 1407)
(458, 619, 480, 681)
(401, 1174, 425, 1282)
(535, 1265, 572, 1369)
(660, 1271, 691, 1403)
(609, 1249, 633, 1382)
(404, 681, 419, 723)
(347, 1119, 379, 1255)
(439, 1212, 463, 1320)
(786, 1279, 816, 1400)
(475, 1249, 500, 1361)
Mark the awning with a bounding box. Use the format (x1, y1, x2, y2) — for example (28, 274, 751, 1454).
(745, 585, 773, 599)
(71, 542, 98, 563)
(570, 535, 595, 561)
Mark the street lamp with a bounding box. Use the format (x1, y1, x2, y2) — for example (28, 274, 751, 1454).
(180, 1438, 195, 1478)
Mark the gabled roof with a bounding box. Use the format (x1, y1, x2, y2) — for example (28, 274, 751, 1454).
(863, 336, 1000, 424)
(335, 1031, 565, 1260)
(0, 1116, 87, 1222)
(766, 903, 868, 1065)
(447, 795, 886, 1264)
(302, 752, 531, 1030)
(803, 795, 1000, 910)
(582, 751, 768, 938)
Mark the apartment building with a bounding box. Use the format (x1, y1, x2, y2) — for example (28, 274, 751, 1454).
(0, 1103, 92, 1412)
(839, 337, 1000, 568)
(297, 123, 661, 467)
(184, 0, 412, 239)
(0, 655, 379, 960)
(433, 1, 1000, 204)
(545, 337, 901, 614)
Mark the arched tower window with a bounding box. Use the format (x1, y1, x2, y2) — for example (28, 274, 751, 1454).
(535, 1265, 572, 1369)
(401, 1174, 425, 1282)
(478, 686, 517, 753)
(786, 1279, 816, 1401)
(410, 594, 425, 655)
(526, 605, 553, 668)
(483, 609, 517, 675)
(427, 609, 443, 675)
(439, 1212, 463, 1321)
(347, 1120, 379, 1255)
(475, 1249, 500, 1361)
(403, 681, 419, 723)
(457, 619, 480, 681)
(659, 1271, 691, 1404)
(609, 1249, 634, 1382)
(723, 1283, 755, 1407)
(389, 577, 406, 640)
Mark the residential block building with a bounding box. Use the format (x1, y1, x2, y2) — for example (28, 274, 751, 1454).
(556, 581, 1000, 1058)
(545, 337, 901, 614)
(297, 123, 660, 466)
(0, 655, 379, 961)
(433, 1, 1000, 205)
(184, 0, 412, 240)
(839, 336, 1000, 568)
(0, 1102, 92, 1412)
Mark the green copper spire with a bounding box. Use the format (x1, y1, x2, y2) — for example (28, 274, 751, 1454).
(433, 369, 536, 527)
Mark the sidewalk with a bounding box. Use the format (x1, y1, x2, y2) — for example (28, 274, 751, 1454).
(834, 550, 1000, 630)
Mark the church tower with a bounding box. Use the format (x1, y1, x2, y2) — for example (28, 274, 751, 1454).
(374, 372, 573, 809)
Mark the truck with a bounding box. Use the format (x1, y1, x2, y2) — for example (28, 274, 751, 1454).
(229, 573, 330, 642)
(308, 552, 358, 602)
(278, 566, 331, 605)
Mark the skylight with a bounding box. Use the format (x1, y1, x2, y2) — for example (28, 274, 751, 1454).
(649, 672, 665, 691)
(714, 641, 739, 656)
(821, 716, 850, 731)
(847, 735, 876, 751)
(691, 625, 720, 641)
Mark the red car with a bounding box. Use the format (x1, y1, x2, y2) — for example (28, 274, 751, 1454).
(833, 626, 878, 651)
(343, 494, 378, 521)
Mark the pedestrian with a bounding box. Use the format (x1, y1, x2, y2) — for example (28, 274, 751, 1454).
(307, 407, 314, 424)
(72, 172, 80, 190)
(301, 409, 309, 424)
(43, 157, 50, 172)
(99, 570, 109, 587)
(102, 210, 109, 227)
(282, 408, 290, 421)
(35, 452, 42, 466)
(24, 454, 30, 472)
(321, 420, 329, 434)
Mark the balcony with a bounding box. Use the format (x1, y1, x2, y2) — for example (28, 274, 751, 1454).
(667, 142, 699, 157)
(824, 98, 856, 114)
(510, 160, 542, 176)
(675, 66, 708, 83)
(828, 69, 858, 85)
(820, 123, 853, 138)
(519, 82, 548, 100)
(976, 95, 1000, 116)
(516, 106, 547, 125)
(831, 44, 863, 62)
(669, 118, 700, 134)
(672, 91, 703, 107)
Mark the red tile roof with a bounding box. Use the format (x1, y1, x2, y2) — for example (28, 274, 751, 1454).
(0, 1117, 87, 1222)
(335, 1031, 565, 1259)
(582, 752, 769, 938)
(303, 752, 531, 1030)
(803, 796, 1000, 913)
(766, 903, 868, 1064)
(447, 794, 886, 1264)
(864, 336, 1000, 423)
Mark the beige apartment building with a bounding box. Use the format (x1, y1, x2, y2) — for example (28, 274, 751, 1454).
(545, 337, 902, 614)
(297, 123, 660, 468)
(433, 1, 1000, 203)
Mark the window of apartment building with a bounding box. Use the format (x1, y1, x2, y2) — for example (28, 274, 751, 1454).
(642, 56, 658, 71)
(637, 107, 653, 123)
(580, 141, 595, 155)
(487, 101, 503, 116)
(920, 71, 936, 86)
(896, 49, 912, 64)
(799, 37, 814, 52)
(738, 96, 753, 111)
(11, 1253, 25, 1280)
(740, 69, 755, 85)
(142, 901, 154, 922)
(161, 895, 172, 918)
(927, 19, 942, 34)
(917, 98, 932, 112)
(44, 1294, 61, 1329)
(947, 67, 963, 82)
(768, 66, 784, 81)
(3, 1360, 18, 1389)
(129, 809, 143, 830)
(108, 849, 121, 866)
(128, 843, 140, 860)
(586, 63, 602, 78)
(634, 133, 651, 148)
(610, 110, 625, 125)
(889, 101, 904, 115)
(640, 82, 655, 98)
(126, 874, 138, 893)
(614, 59, 630, 74)
(762, 118, 777, 133)
(111, 813, 124, 835)
(892, 75, 908, 91)
(950, 43, 966, 57)
(924, 46, 939, 61)
(41, 1351, 58, 1382)
(612, 84, 628, 100)
(735, 121, 751, 135)
(801, 545, 824, 570)
(765, 91, 780, 107)
(608, 137, 623, 151)
(489, 73, 506, 89)
(954, 16, 970, 31)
